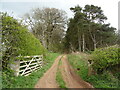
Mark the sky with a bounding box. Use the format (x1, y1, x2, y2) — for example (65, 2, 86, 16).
(0, 0, 119, 30)
(118, 2, 120, 30)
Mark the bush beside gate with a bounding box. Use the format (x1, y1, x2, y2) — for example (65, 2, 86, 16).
(1, 13, 46, 71)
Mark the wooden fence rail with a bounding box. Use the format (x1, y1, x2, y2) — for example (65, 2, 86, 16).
(9, 55, 43, 76)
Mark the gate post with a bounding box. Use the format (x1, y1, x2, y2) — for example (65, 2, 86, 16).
(9, 60, 20, 76)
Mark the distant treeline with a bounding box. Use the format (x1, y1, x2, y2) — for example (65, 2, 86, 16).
(23, 5, 119, 53)
(64, 5, 119, 52)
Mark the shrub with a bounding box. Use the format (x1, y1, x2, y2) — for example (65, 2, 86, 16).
(1, 12, 46, 69)
(92, 45, 119, 72)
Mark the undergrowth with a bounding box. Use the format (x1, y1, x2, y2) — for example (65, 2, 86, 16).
(86, 71, 120, 88)
(67, 54, 88, 80)
(67, 54, 119, 88)
(2, 53, 60, 88)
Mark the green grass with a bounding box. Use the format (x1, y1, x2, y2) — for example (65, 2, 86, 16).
(56, 59, 67, 88)
(67, 54, 88, 80)
(67, 54, 120, 88)
(2, 53, 60, 88)
(86, 71, 120, 88)
(0, 71, 2, 89)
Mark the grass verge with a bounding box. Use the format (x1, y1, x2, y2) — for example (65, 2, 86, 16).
(67, 54, 88, 80)
(56, 57, 67, 88)
(67, 53, 119, 88)
(2, 53, 60, 88)
(85, 71, 120, 88)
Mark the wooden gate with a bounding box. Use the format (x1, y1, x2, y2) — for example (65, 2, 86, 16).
(10, 55, 43, 76)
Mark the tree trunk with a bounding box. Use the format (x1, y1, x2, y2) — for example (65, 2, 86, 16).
(78, 26, 81, 52)
(94, 43, 97, 50)
(42, 37, 46, 49)
(70, 42, 74, 52)
(46, 38, 49, 50)
(82, 34, 85, 52)
(78, 37, 81, 52)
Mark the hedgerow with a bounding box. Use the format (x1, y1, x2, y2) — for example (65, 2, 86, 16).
(1, 12, 46, 69)
(92, 45, 119, 72)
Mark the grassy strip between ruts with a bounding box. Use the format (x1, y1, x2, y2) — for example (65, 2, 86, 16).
(56, 56, 67, 88)
(2, 53, 60, 88)
(67, 54, 120, 88)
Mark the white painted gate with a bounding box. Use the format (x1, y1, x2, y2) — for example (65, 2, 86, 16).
(10, 55, 43, 76)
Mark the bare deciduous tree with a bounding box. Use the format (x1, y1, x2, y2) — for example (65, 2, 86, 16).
(24, 7, 67, 51)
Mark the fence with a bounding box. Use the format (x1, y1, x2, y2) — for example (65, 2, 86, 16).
(9, 55, 43, 76)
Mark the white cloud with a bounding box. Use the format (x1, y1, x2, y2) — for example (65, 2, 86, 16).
(0, 0, 59, 2)
(1, 0, 119, 29)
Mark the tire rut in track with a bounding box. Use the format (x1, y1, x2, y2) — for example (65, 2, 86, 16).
(34, 55, 62, 88)
(34, 54, 93, 88)
(60, 55, 94, 88)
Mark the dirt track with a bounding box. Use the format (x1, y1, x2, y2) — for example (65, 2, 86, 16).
(34, 55, 62, 88)
(60, 55, 93, 88)
(34, 55, 93, 88)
